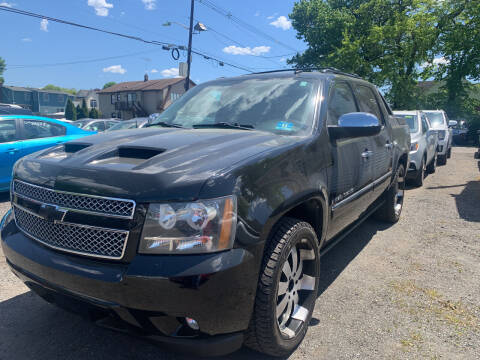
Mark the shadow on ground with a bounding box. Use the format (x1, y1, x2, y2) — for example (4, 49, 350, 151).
(0, 192, 10, 202)
(0, 218, 388, 360)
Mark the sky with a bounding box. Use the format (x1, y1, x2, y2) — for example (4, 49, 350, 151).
(0, 0, 306, 90)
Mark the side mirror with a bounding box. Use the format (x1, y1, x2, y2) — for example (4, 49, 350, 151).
(448, 120, 458, 128)
(328, 112, 381, 139)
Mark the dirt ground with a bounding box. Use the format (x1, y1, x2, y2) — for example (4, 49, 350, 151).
(0, 147, 479, 360)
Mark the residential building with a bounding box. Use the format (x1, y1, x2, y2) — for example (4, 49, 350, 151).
(0, 85, 74, 115)
(74, 89, 99, 110)
(98, 76, 195, 120)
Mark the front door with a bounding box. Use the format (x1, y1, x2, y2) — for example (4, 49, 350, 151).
(0, 119, 22, 191)
(326, 81, 375, 239)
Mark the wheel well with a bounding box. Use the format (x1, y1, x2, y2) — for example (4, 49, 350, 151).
(282, 199, 323, 240)
(398, 153, 408, 170)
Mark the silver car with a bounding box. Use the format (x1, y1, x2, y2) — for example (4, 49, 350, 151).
(394, 111, 438, 187)
(423, 110, 452, 165)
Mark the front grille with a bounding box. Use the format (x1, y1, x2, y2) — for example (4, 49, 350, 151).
(14, 180, 135, 218)
(13, 205, 128, 259)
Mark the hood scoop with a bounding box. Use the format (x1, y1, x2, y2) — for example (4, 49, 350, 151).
(87, 146, 165, 170)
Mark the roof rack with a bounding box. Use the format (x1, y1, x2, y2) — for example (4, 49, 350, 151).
(247, 67, 362, 79)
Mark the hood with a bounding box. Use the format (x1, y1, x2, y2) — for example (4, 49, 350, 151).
(15, 128, 298, 202)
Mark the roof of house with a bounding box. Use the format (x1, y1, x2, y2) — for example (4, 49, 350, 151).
(2, 85, 73, 96)
(76, 89, 99, 98)
(3, 85, 33, 92)
(98, 77, 193, 93)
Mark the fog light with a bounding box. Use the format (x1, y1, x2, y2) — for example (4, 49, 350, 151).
(185, 317, 199, 330)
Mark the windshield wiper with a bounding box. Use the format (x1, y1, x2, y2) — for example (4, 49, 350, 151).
(192, 122, 254, 130)
(146, 121, 185, 129)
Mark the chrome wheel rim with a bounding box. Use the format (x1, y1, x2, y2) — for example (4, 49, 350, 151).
(394, 168, 405, 216)
(276, 239, 316, 339)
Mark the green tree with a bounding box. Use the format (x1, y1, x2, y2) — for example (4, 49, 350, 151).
(42, 84, 77, 95)
(0, 57, 5, 84)
(289, 0, 440, 109)
(103, 81, 116, 89)
(76, 104, 85, 119)
(65, 99, 77, 120)
(89, 107, 99, 119)
(81, 99, 89, 119)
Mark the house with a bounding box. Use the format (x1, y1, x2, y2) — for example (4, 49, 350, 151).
(74, 89, 99, 110)
(0, 85, 74, 115)
(97, 76, 195, 120)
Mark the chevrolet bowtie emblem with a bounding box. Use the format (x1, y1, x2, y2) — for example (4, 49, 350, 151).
(38, 204, 67, 223)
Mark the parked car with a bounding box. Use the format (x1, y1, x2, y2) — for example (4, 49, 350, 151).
(1, 70, 410, 357)
(394, 111, 438, 186)
(106, 117, 149, 131)
(0, 103, 33, 116)
(450, 120, 469, 145)
(0, 115, 94, 191)
(423, 110, 452, 165)
(73, 118, 119, 132)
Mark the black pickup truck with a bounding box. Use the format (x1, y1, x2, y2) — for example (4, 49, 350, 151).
(1, 69, 410, 357)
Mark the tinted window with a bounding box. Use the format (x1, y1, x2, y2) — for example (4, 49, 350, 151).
(0, 120, 18, 143)
(107, 121, 118, 128)
(85, 121, 105, 132)
(354, 85, 383, 122)
(23, 120, 65, 139)
(395, 114, 418, 133)
(327, 82, 357, 125)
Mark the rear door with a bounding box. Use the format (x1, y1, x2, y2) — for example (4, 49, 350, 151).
(353, 84, 393, 197)
(0, 118, 22, 190)
(18, 118, 67, 157)
(327, 80, 375, 239)
(422, 113, 435, 163)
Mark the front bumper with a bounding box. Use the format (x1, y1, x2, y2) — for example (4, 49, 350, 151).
(407, 150, 422, 176)
(437, 139, 448, 155)
(1, 214, 262, 356)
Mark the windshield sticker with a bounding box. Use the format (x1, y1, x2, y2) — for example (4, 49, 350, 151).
(276, 121, 294, 131)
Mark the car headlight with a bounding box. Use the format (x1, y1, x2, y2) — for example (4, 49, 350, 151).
(139, 196, 237, 254)
(410, 142, 419, 151)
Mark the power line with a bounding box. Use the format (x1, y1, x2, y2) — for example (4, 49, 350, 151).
(0, 5, 258, 73)
(195, 0, 298, 52)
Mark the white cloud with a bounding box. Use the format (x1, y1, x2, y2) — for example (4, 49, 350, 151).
(40, 18, 48, 32)
(432, 57, 449, 65)
(87, 0, 113, 17)
(266, 12, 277, 20)
(21, 37, 32, 42)
(270, 16, 292, 30)
(254, 11, 260, 17)
(103, 65, 126, 74)
(0, 2, 14, 7)
(279, 57, 286, 63)
(150, 69, 158, 73)
(161, 67, 179, 77)
(223, 45, 271, 56)
(142, 0, 156, 10)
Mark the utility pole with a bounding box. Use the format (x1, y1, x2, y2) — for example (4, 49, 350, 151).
(185, 0, 194, 91)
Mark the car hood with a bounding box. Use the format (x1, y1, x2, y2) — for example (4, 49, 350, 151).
(14, 128, 298, 202)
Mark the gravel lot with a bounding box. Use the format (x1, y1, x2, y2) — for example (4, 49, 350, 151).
(1, 147, 479, 360)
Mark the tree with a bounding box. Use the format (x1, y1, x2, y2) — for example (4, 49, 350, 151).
(89, 108, 99, 119)
(65, 99, 76, 120)
(289, 0, 440, 109)
(42, 84, 77, 95)
(103, 81, 116, 89)
(0, 57, 5, 84)
(76, 104, 85, 119)
(81, 99, 89, 119)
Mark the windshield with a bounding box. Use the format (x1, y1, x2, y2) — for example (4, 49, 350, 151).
(425, 112, 445, 127)
(108, 121, 137, 131)
(72, 120, 89, 128)
(395, 114, 418, 133)
(150, 77, 317, 135)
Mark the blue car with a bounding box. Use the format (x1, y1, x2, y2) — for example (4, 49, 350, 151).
(0, 115, 94, 191)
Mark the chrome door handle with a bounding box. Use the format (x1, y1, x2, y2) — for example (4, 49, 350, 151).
(361, 150, 373, 158)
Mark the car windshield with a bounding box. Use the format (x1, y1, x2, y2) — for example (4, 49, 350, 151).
(395, 114, 418, 133)
(425, 112, 444, 127)
(150, 77, 317, 135)
(72, 120, 89, 128)
(108, 121, 137, 131)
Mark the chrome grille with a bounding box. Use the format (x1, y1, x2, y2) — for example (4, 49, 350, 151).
(13, 205, 128, 259)
(14, 180, 135, 218)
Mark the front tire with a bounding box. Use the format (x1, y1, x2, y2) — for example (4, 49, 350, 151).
(245, 218, 320, 357)
(437, 154, 447, 165)
(374, 164, 405, 223)
(426, 153, 437, 174)
(412, 157, 425, 187)
(447, 147, 452, 158)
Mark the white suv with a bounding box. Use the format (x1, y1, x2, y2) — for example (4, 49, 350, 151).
(423, 110, 453, 165)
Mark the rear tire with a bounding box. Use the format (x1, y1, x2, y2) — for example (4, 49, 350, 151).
(437, 154, 447, 165)
(374, 164, 405, 223)
(426, 153, 437, 174)
(412, 158, 425, 187)
(245, 218, 320, 357)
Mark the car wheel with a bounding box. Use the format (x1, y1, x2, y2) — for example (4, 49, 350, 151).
(426, 153, 437, 174)
(245, 217, 320, 357)
(412, 157, 425, 187)
(447, 147, 452, 158)
(374, 164, 405, 223)
(437, 154, 447, 165)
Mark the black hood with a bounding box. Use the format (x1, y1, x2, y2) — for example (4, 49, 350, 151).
(15, 128, 298, 202)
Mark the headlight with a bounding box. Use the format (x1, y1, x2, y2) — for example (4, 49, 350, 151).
(438, 130, 446, 140)
(139, 196, 237, 254)
(410, 142, 419, 151)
